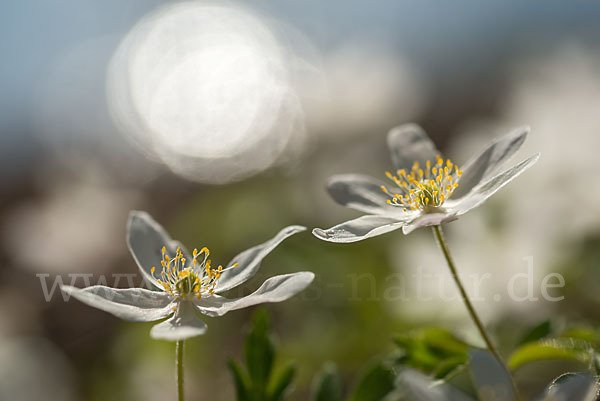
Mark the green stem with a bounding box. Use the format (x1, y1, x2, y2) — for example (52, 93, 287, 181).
(432, 225, 500, 356)
(176, 340, 184, 401)
(432, 225, 520, 399)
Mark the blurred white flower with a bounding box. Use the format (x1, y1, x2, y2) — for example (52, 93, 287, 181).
(0, 337, 77, 401)
(299, 42, 428, 138)
(468, 44, 600, 241)
(456, 44, 600, 302)
(62, 211, 314, 341)
(2, 177, 139, 274)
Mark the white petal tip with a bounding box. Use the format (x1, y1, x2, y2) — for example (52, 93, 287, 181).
(149, 327, 208, 341)
(59, 285, 76, 294)
(149, 311, 208, 341)
(520, 152, 541, 169)
(127, 210, 159, 231)
(312, 228, 344, 242)
(390, 122, 425, 133)
(504, 125, 532, 145)
(127, 211, 148, 234)
(312, 228, 329, 238)
(296, 271, 315, 284)
(128, 210, 149, 220)
(311, 228, 360, 243)
(283, 225, 307, 235)
(387, 123, 428, 143)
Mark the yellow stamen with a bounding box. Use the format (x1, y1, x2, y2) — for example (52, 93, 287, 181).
(381, 155, 461, 211)
(150, 244, 224, 300)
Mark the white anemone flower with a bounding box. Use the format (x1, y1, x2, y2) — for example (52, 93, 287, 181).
(61, 211, 314, 341)
(313, 124, 539, 242)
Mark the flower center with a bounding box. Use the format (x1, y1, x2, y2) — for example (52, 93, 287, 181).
(150, 246, 237, 299)
(381, 156, 463, 212)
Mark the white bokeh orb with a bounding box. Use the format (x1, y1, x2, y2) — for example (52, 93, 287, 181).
(107, 2, 305, 183)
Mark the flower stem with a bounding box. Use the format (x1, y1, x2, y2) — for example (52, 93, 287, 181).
(176, 340, 184, 401)
(432, 225, 500, 356)
(432, 225, 520, 399)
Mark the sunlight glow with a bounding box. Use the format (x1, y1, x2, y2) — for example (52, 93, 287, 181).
(107, 3, 304, 183)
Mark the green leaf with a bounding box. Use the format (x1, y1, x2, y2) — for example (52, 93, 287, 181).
(268, 363, 296, 401)
(560, 326, 600, 346)
(311, 362, 343, 401)
(518, 320, 552, 345)
(395, 327, 469, 376)
(349, 362, 395, 401)
(420, 328, 470, 354)
(395, 369, 475, 401)
(396, 327, 468, 355)
(228, 359, 251, 401)
(432, 356, 467, 381)
(245, 310, 275, 397)
(508, 338, 594, 371)
(469, 349, 517, 401)
(593, 353, 600, 375)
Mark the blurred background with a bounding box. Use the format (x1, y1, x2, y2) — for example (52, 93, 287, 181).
(2, 0, 600, 400)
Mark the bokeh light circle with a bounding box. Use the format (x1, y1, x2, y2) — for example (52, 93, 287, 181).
(107, 2, 304, 183)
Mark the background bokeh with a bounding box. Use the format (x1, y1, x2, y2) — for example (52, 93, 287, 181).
(2, 1, 600, 400)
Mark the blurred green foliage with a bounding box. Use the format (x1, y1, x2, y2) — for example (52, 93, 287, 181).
(228, 311, 600, 401)
(394, 327, 469, 381)
(230, 310, 397, 401)
(228, 310, 296, 401)
(508, 320, 600, 372)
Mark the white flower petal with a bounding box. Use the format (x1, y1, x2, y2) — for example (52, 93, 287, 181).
(401, 212, 457, 234)
(127, 211, 189, 290)
(194, 272, 314, 317)
(453, 126, 529, 199)
(469, 349, 518, 401)
(215, 225, 306, 293)
(150, 300, 207, 341)
(313, 214, 411, 243)
(60, 285, 174, 322)
(387, 124, 441, 171)
(326, 174, 397, 215)
(448, 153, 540, 216)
